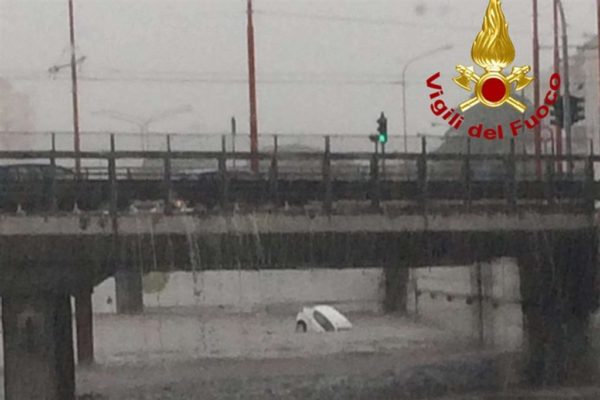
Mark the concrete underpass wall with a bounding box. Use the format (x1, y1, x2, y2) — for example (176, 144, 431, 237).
(92, 269, 385, 314)
(408, 258, 522, 351)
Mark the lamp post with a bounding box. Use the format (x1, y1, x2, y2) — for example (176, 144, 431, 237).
(92, 105, 193, 150)
(402, 44, 453, 153)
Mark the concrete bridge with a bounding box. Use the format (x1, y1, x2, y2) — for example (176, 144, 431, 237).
(0, 143, 599, 399)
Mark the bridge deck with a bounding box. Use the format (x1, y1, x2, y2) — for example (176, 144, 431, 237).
(0, 209, 593, 236)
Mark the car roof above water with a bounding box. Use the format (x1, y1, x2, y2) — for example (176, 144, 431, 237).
(309, 305, 352, 328)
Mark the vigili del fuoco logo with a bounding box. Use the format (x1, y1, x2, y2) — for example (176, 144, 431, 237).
(426, 0, 561, 140)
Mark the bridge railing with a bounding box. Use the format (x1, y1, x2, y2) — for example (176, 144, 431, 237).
(1, 130, 594, 152)
(0, 132, 595, 214)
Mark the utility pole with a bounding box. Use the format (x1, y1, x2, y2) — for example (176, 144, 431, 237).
(247, 0, 258, 173)
(68, 0, 81, 176)
(554, 0, 563, 174)
(597, 0, 600, 149)
(558, 1, 573, 176)
(533, 0, 542, 179)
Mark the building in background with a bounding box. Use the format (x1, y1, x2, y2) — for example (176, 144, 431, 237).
(0, 78, 35, 150)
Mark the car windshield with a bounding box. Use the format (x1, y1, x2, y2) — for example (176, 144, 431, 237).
(313, 310, 335, 332)
(17, 165, 43, 180)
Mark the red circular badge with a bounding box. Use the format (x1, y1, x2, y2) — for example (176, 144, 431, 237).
(481, 77, 507, 103)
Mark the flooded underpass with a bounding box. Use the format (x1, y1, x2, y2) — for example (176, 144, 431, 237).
(0, 211, 598, 399)
(64, 308, 600, 399)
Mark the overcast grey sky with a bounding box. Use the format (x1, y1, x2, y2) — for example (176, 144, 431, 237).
(0, 0, 598, 151)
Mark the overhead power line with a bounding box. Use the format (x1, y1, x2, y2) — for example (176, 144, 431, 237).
(253, 9, 513, 33)
(3, 73, 406, 86)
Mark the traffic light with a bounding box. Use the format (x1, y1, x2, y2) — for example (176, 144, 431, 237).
(377, 112, 388, 144)
(569, 95, 585, 124)
(550, 96, 564, 128)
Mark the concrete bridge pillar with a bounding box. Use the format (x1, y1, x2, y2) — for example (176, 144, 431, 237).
(75, 288, 94, 365)
(383, 236, 414, 314)
(470, 262, 496, 348)
(115, 268, 144, 314)
(2, 293, 75, 400)
(518, 230, 599, 385)
(383, 267, 409, 313)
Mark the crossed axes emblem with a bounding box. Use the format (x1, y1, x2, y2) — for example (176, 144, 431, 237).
(453, 65, 533, 113)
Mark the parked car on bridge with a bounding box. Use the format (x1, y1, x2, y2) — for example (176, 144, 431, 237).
(295, 305, 353, 333)
(0, 163, 77, 212)
(0, 163, 75, 181)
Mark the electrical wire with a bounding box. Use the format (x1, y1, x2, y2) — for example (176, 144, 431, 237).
(2, 72, 407, 86)
(253, 9, 483, 32)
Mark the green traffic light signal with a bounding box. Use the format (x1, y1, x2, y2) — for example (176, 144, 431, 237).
(377, 112, 388, 144)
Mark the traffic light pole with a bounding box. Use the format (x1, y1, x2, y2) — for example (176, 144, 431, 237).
(381, 142, 386, 179)
(533, 0, 542, 178)
(553, 0, 563, 174)
(558, 1, 573, 176)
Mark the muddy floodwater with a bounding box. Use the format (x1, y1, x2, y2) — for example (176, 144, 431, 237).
(3, 307, 591, 400)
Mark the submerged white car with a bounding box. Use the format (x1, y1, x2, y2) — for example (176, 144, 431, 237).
(295, 305, 353, 333)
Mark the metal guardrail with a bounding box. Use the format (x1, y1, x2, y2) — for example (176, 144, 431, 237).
(0, 130, 595, 154)
(0, 134, 595, 215)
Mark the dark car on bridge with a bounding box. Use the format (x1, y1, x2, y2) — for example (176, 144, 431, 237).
(0, 163, 78, 212)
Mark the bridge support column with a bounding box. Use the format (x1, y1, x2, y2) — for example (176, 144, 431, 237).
(469, 262, 496, 348)
(75, 288, 94, 365)
(115, 268, 144, 314)
(2, 293, 75, 400)
(518, 230, 598, 385)
(383, 266, 409, 313)
(383, 234, 411, 314)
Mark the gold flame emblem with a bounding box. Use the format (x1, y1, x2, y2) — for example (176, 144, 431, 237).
(453, 0, 533, 113)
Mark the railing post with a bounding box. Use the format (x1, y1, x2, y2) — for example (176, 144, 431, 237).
(218, 134, 228, 209)
(163, 135, 173, 214)
(585, 140, 595, 212)
(417, 137, 428, 211)
(463, 138, 471, 208)
(505, 138, 516, 210)
(269, 135, 279, 205)
(370, 142, 380, 210)
(545, 153, 555, 205)
(48, 133, 57, 211)
(323, 136, 332, 214)
(381, 141, 386, 180)
(109, 134, 117, 216)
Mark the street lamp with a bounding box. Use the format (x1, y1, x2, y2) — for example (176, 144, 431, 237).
(401, 44, 453, 153)
(92, 105, 193, 150)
